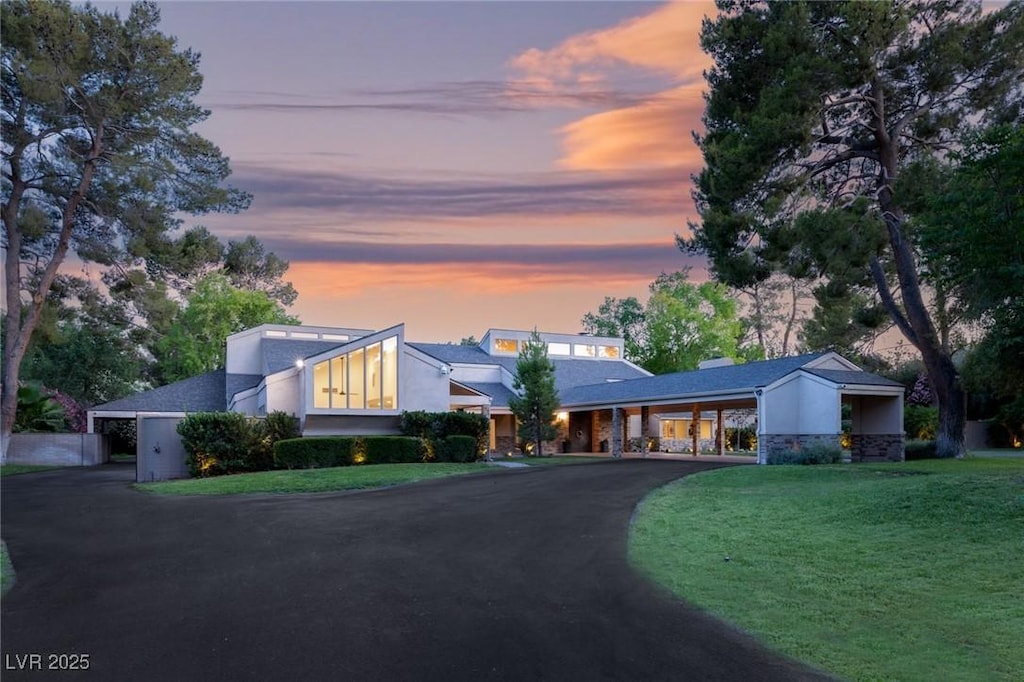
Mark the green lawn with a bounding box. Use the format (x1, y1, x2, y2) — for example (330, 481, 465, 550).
(136, 462, 495, 495)
(0, 540, 13, 596)
(0, 464, 60, 476)
(629, 457, 1024, 682)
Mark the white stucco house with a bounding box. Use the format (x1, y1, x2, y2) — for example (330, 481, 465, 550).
(88, 322, 905, 480)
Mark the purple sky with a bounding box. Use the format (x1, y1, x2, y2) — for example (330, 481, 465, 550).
(107, 1, 718, 341)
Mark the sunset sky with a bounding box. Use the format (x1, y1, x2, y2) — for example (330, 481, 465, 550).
(121, 1, 718, 342)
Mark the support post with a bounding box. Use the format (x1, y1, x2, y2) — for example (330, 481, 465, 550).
(691, 403, 700, 456)
(717, 409, 725, 456)
(640, 406, 649, 458)
(611, 407, 623, 459)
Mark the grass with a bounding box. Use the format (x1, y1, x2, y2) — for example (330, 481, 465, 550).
(629, 456, 1024, 682)
(0, 540, 13, 596)
(136, 462, 495, 495)
(0, 464, 60, 476)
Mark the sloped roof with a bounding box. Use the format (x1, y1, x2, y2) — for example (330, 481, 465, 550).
(91, 370, 232, 413)
(803, 368, 903, 388)
(226, 373, 264, 402)
(459, 381, 518, 408)
(262, 339, 346, 375)
(408, 342, 649, 394)
(560, 353, 829, 406)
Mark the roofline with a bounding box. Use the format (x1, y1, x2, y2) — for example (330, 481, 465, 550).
(561, 388, 759, 411)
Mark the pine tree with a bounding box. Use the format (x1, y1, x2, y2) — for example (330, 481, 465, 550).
(509, 331, 560, 457)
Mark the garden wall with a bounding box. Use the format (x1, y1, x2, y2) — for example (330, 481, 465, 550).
(7, 433, 110, 466)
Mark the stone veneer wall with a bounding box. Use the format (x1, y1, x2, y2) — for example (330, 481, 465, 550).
(758, 433, 842, 462)
(659, 438, 717, 454)
(849, 434, 904, 462)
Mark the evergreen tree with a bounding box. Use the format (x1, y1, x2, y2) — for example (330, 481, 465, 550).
(509, 331, 560, 457)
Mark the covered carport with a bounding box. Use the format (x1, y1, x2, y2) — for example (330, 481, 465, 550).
(558, 352, 905, 464)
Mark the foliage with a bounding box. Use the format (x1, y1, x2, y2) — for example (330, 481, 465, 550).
(435, 435, 479, 463)
(681, 0, 1024, 458)
(103, 419, 138, 455)
(905, 405, 939, 440)
(176, 412, 264, 477)
(509, 331, 560, 456)
(361, 436, 426, 464)
(249, 411, 300, 471)
(223, 235, 298, 307)
(13, 382, 65, 433)
(1, 0, 250, 454)
(581, 270, 748, 373)
(907, 373, 934, 407)
(399, 410, 489, 459)
(153, 273, 298, 383)
(273, 437, 356, 470)
(766, 442, 843, 465)
(49, 390, 86, 433)
(904, 440, 938, 461)
(630, 460, 1024, 681)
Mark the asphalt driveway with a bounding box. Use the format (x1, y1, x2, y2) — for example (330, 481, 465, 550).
(1, 460, 829, 681)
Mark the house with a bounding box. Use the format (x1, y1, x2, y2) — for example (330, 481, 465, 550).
(88, 322, 905, 480)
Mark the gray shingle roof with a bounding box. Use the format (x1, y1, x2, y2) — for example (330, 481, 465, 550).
(560, 353, 829, 406)
(804, 368, 903, 388)
(460, 381, 518, 408)
(408, 342, 649, 395)
(262, 339, 347, 374)
(226, 373, 264, 402)
(91, 370, 231, 413)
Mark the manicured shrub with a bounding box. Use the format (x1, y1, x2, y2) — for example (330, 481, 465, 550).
(361, 436, 426, 464)
(904, 439, 938, 460)
(767, 442, 843, 465)
(400, 410, 487, 460)
(904, 405, 939, 440)
(436, 435, 478, 463)
(251, 411, 301, 470)
(178, 412, 257, 477)
(273, 437, 356, 469)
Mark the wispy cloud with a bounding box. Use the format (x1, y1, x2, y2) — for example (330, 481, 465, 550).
(231, 163, 695, 222)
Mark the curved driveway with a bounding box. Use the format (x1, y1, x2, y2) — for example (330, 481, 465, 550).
(1, 461, 828, 681)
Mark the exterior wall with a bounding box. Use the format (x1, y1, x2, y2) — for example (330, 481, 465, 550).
(492, 414, 518, 455)
(266, 372, 300, 416)
(137, 417, 189, 482)
(849, 395, 902, 433)
(225, 330, 264, 374)
(7, 433, 110, 467)
(302, 415, 403, 436)
(449, 365, 503, 384)
(849, 434, 904, 462)
(660, 438, 716, 454)
(233, 393, 259, 416)
(593, 409, 614, 452)
(567, 412, 593, 452)
(403, 351, 451, 413)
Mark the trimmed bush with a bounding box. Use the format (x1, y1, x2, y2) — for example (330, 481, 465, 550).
(904, 439, 938, 460)
(178, 412, 257, 477)
(274, 437, 356, 469)
(400, 410, 487, 460)
(767, 442, 843, 465)
(361, 436, 426, 464)
(904, 405, 939, 440)
(436, 435, 478, 463)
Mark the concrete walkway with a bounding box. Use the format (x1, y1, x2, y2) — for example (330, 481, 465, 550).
(1, 461, 829, 681)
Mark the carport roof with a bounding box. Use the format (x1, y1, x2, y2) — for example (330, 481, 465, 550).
(560, 353, 830, 407)
(803, 368, 903, 387)
(90, 370, 262, 414)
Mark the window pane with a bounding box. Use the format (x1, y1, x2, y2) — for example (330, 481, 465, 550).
(574, 344, 596, 357)
(313, 361, 329, 409)
(330, 356, 347, 409)
(350, 348, 365, 409)
(598, 345, 620, 358)
(365, 342, 382, 408)
(494, 338, 518, 353)
(382, 336, 398, 409)
(547, 342, 570, 356)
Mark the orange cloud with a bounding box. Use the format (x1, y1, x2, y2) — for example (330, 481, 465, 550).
(509, 1, 716, 172)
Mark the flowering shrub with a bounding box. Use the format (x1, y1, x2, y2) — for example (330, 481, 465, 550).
(50, 390, 87, 433)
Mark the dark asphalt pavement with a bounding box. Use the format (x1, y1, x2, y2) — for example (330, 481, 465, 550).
(1, 460, 830, 681)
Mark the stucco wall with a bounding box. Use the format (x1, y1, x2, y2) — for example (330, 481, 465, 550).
(225, 330, 264, 374)
(7, 433, 109, 466)
(849, 395, 902, 434)
(302, 415, 403, 436)
(266, 372, 300, 416)
(763, 375, 840, 435)
(403, 351, 451, 412)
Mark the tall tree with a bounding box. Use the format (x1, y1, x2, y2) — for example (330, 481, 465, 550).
(1, 1, 250, 459)
(153, 273, 298, 384)
(509, 331, 559, 457)
(223, 235, 298, 307)
(681, 0, 1024, 458)
(581, 270, 748, 374)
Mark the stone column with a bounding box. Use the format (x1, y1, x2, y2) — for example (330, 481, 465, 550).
(611, 407, 623, 458)
(640, 406, 650, 457)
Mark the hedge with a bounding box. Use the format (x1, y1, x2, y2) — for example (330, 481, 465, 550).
(435, 435, 478, 463)
(400, 410, 487, 460)
(904, 439, 938, 460)
(274, 437, 356, 469)
(177, 412, 258, 477)
(362, 436, 426, 464)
